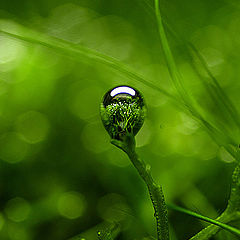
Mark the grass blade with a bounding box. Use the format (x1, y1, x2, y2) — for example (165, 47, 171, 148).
(0, 27, 175, 102)
(154, 0, 237, 159)
(168, 204, 240, 238)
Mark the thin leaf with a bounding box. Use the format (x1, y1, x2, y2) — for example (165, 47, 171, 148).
(168, 203, 240, 238)
(0, 28, 175, 102)
(138, 0, 239, 160)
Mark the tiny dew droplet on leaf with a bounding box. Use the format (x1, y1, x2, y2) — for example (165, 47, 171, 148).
(100, 85, 146, 140)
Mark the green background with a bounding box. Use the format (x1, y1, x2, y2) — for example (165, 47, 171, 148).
(0, 0, 240, 239)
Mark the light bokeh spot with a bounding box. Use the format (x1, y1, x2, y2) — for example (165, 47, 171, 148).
(0, 132, 29, 163)
(5, 197, 31, 222)
(16, 111, 50, 144)
(81, 122, 109, 153)
(58, 191, 85, 219)
(68, 84, 102, 121)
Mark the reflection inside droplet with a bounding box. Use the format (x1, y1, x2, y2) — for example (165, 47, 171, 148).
(100, 85, 146, 140)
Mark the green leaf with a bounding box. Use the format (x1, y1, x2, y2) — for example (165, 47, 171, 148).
(0, 27, 174, 102)
(137, 0, 238, 160)
(168, 203, 240, 238)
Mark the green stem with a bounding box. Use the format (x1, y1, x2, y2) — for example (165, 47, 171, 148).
(111, 134, 169, 240)
(188, 211, 238, 240)
(167, 204, 240, 238)
(127, 151, 169, 240)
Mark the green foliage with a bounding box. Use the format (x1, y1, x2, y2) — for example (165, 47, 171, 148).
(0, 0, 240, 239)
(154, 0, 240, 238)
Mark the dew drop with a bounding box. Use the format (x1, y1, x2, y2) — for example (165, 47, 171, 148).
(100, 85, 146, 140)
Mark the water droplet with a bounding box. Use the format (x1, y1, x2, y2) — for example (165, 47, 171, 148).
(100, 85, 146, 140)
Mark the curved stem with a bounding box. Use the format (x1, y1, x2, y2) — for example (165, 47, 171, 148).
(111, 134, 169, 240)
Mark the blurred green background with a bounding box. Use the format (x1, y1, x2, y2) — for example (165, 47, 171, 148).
(0, 0, 240, 239)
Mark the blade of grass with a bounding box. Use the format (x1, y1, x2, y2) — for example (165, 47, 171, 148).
(188, 214, 238, 240)
(0, 28, 176, 102)
(154, 0, 237, 160)
(172, 162, 240, 239)
(147, 0, 240, 129)
(166, 17, 240, 147)
(153, 3, 240, 238)
(188, 43, 240, 128)
(161, 13, 240, 131)
(167, 203, 240, 238)
(139, 0, 238, 159)
(154, 0, 191, 100)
